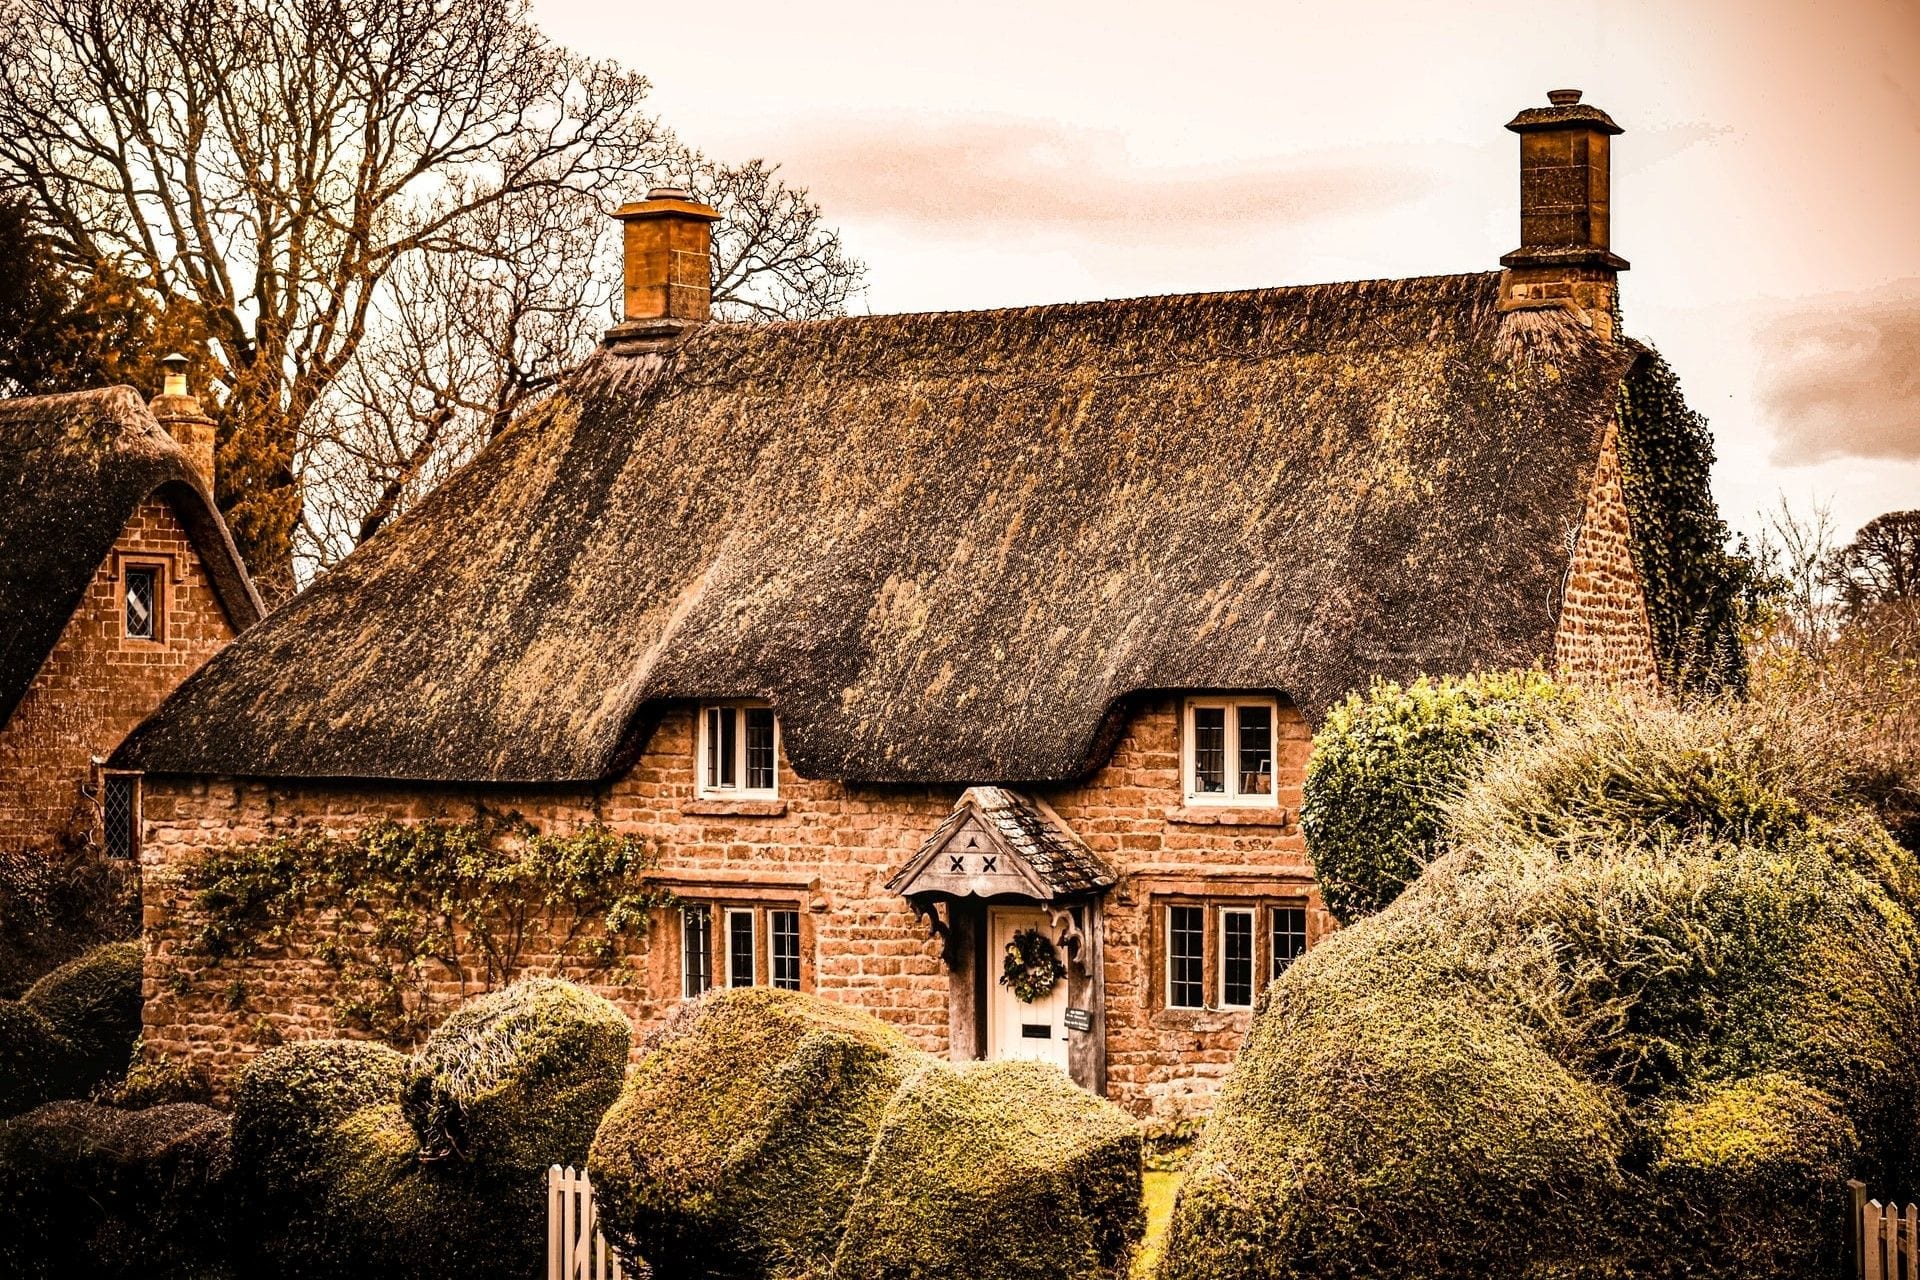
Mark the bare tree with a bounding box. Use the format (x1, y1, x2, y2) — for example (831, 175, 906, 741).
(1830, 510, 1920, 619)
(0, 0, 863, 595)
(1755, 496, 1841, 657)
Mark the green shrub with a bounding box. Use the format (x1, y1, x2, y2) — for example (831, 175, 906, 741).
(0, 838, 139, 999)
(0, 1001, 67, 1117)
(23, 941, 142, 1097)
(0, 1100, 233, 1280)
(589, 987, 922, 1280)
(401, 977, 630, 1168)
(831, 1059, 1143, 1280)
(1162, 697, 1920, 1280)
(99, 1042, 213, 1109)
(1301, 670, 1574, 922)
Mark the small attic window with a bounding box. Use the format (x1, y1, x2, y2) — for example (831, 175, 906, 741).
(124, 565, 159, 640)
(698, 703, 778, 798)
(1184, 697, 1278, 806)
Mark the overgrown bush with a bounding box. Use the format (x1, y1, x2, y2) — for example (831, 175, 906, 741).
(0, 1000, 67, 1116)
(1161, 696, 1920, 1280)
(0, 837, 139, 998)
(22, 941, 142, 1098)
(831, 1059, 1143, 1280)
(0, 1100, 233, 1280)
(229, 979, 632, 1280)
(100, 1042, 214, 1109)
(1301, 670, 1575, 922)
(589, 986, 921, 1279)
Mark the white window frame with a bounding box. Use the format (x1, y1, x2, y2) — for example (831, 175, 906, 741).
(769, 908, 802, 991)
(696, 702, 780, 799)
(1218, 906, 1257, 1009)
(1270, 905, 1309, 982)
(1183, 697, 1281, 807)
(1165, 903, 1206, 1010)
(724, 907, 758, 988)
(681, 905, 713, 999)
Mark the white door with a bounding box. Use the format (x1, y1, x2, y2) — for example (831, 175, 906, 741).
(987, 906, 1071, 1070)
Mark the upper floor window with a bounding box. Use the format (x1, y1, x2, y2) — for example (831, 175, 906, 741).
(1184, 697, 1277, 806)
(124, 565, 159, 640)
(698, 703, 778, 798)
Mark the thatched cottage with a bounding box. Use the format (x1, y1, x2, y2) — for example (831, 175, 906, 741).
(121, 92, 1693, 1115)
(0, 370, 258, 857)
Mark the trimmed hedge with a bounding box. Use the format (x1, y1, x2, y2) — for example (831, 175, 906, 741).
(401, 977, 630, 1167)
(1301, 671, 1574, 922)
(0, 1000, 67, 1117)
(0, 1100, 233, 1280)
(831, 1059, 1143, 1280)
(1161, 698, 1920, 1280)
(21, 941, 143, 1098)
(589, 986, 921, 1279)
(230, 979, 633, 1280)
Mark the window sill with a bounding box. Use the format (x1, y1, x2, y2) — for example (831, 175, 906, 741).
(682, 797, 788, 817)
(1150, 1006, 1253, 1032)
(1166, 806, 1291, 828)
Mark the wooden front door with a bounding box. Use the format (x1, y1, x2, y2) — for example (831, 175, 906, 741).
(986, 905, 1070, 1070)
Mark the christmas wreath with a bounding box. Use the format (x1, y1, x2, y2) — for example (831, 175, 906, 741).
(999, 927, 1066, 1003)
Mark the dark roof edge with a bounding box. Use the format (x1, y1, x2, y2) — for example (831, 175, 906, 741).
(153, 478, 266, 633)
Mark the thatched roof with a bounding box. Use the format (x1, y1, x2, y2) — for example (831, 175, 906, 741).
(0, 387, 261, 728)
(119, 272, 1638, 785)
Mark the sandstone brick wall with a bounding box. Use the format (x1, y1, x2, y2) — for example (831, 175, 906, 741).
(1553, 422, 1660, 692)
(0, 497, 238, 851)
(139, 696, 1332, 1117)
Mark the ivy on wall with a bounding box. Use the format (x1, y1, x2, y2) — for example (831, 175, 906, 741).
(187, 816, 669, 1043)
(1616, 353, 1765, 693)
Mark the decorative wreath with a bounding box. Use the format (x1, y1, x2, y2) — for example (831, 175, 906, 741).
(999, 928, 1066, 1004)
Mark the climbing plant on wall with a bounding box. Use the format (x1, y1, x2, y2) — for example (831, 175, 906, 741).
(188, 815, 669, 1043)
(1616, 353, 1766, 693)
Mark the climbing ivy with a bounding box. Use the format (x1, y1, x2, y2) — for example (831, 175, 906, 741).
(188, 815, 669, 1043)
(1615, 353, 1766, 693)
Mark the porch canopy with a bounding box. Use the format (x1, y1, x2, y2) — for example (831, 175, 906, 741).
(886, 787, 1116, 904)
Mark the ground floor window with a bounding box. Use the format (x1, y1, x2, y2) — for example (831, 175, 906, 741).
(1160, 896, 1311, 1012)
(101, 773, 140, 860)
(682, 900, 806, 996)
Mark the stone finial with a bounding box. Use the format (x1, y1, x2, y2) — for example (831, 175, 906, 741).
(1498, 91, 1629, 341)
(149, 353, 217, 488)
(603, 186, 722, 352)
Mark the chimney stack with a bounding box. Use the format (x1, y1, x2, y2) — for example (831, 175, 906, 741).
(149, 352, 217, 488)
(1498, 90, 1628, 341)
(604, 186, 722, 351)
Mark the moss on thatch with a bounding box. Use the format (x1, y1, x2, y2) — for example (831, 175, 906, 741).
(1159, 698, 1920, 1280)
(830, 1059, 1143, 1280)
(401, 977, 631, 1167)
(22, 941, 143, 1097)
(589, 987, 921, 1279)
(0, 1100, 233, 1280)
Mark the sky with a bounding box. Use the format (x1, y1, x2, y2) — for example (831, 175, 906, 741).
(536, 0, 1920, 545)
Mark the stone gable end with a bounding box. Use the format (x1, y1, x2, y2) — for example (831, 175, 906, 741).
(1553, 421, 1660, 691)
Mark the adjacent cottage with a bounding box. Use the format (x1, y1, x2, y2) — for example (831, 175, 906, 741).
(122, 93, 1686, 1115)
(0, 365, 259, 857)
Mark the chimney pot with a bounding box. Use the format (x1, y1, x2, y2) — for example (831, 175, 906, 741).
(1547, 88, 1584, 105)
(149, 353, 217, 488)
(604, 186, 722, 351)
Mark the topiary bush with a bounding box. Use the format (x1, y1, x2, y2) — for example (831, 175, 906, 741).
(0, 1100, 233, 1280)
(1301, 670, 1575, 922)
(22, 941, 143, 1098)
(830, 1059, 1144, 1280)
(589, 986, 922, 1280)
(1160, 696, 1920, 1280)
(0, 1000, 67, 1117)
(228, 980, 632, 1280)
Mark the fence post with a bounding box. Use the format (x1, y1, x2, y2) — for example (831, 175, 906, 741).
(1854, 1181, 1869, 1280)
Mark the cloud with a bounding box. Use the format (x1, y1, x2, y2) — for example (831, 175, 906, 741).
(758, 113, 1438, 244)
(1759, 280, 1920, 465)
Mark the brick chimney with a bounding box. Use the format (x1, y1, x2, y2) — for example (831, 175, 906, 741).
(603, 186, 721, 351)
(1498, 89, 1629, 341)
(149, 352, 217, 488)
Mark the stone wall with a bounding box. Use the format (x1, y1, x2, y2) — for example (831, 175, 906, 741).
(138, 697, 1331, 1118)
(0, 497, 238, 850)
(1553, 422, 1660, 692)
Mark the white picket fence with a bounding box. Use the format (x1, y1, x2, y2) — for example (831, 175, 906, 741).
(1857, 1181, 1920, 1280)
(548, 1165, 629, 1280)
